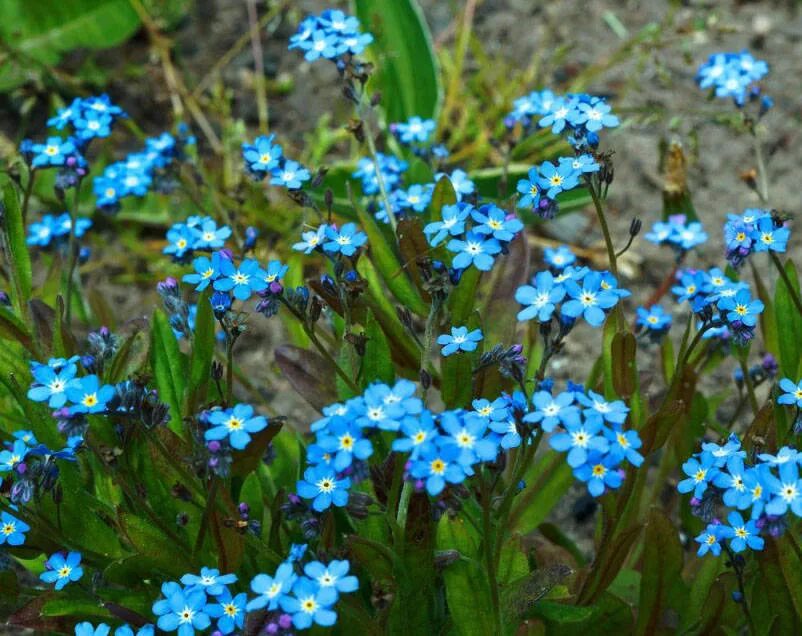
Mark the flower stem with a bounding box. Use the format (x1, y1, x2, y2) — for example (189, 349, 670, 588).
(21, 170, 35, 225)
(357, 95, 398, 232)
(587, 180, 618, 278)
(480, 473, 503, 635)
(64, 182, 82, 327)
(738, 355, 759, 415)
(770, 252, 802, 318)
(723, 543, 757, 636)
(225, 331, 237, 406)
(193, 477, 219, 557)
(751, 131, 769, 204)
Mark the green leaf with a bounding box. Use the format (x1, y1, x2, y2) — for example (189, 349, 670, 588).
(150, 309, 187, 435)
(510, 453, 573, 535)
(117, 513, 188, 578)
(634, 509, 687, 635)
(610, 331, 637, 399)
(356, 205, 428, 316)
(2, 180, 32, 314)
(363, 309, 394, 385)
(774, 259, 802, 377)
(353, 0, 441, 121)
(186, 289, 216, 411)
(0, 306, 36, 355)
(0, 0, 141, 90)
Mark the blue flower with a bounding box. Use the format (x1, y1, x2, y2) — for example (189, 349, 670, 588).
(671, 270, 711, 304)
(27, 363, 79, 408)
(713, 455, 748, 507)
(515, 271, 566, 322)
(40, 551, 83, 590)
(322, 223, 367, 257)
(560, 271, 619, 327)
(778, 378, 802, 408)
(393, 116, 436, 144)
(424, 203, 471, 247)
(48, 98, 82, 129)
(636, 305, 672, 333)
(751, 216, 789, 253)
(573, 451, 623, 496)
(280, 577, 338, 629)
(206, 589, 247, 634)
(538, 97, 579, 134)
(447, 232, 501, 271)
(392, 410, 438, 458)
(536, 160, 580, 198)
(316, 417, 373, 471)
(74, 110, 112, 140)
(563, 154, 600, 174)
(293, 225, 327, 254)
(544, 245, 576, 269)
(205, 404, 268, 450)
(717, 289, 764, 327)
(65, 375, 115, 413)
(677, 453, 719, 498)
(577, 390, 629, 425)
(573, 100, 619, 132)
(164, 225, 196, 260)
(114, 624, 154, 636)
(516, 167, 541, 209)
(437, 326, 483, 356)
(549, 417, 609, 468)
(695, 524, 724, 556)
(246, 561, 297, 611)
(471, 204, 523, 242)
(153, 587, 211, 635)
(181, 567, 237, 596)
(701, 433, 745, 467)
(720, 511, 764, 553)
(31, 136, 76, 168)
(182, 253, 223, 291)
(271, 160, 311, 189)
(409, 440, 466, 496)
(395, 184, 433, 213)
(0, 510, 29, 546)
(524, 390, 580, 432)
(604, 427, 644, 467)
(296, 464, 351, 512)
(756, 446, 798, 466)
(764, 461, 802, 517)
(75, 624, 111, 636)
(213, 258, 268, 301)
(191, 219, 231, 250)
(303, 559, 359, 599)
(242, 135, 282, 174)
(300, 30, 339, 61)
(434, 169, 475, 201)
(440, 411, 499, 467)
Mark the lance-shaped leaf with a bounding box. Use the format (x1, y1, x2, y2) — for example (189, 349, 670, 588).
(1, 181, 32, 313)
(150, 309, 187, 435)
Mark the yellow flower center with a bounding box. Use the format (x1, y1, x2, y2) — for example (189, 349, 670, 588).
(592, 464, 606, 477)
(82, 394, 98, 407)
(1, 523, 15, 535)
(339, 434, 354, 450)
(430, 459, 446, 475)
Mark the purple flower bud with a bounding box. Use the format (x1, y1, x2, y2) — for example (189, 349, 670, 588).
(15, 462, 27, 475)
(218, 248, 234, 261)
(238, 502, 250, 516)
(207, 440, 222, 453)
(269, 281, 283, 295)
(278, 614, 293, 629)
(287, 493, 301, 505)
(266, 624, 278, 635)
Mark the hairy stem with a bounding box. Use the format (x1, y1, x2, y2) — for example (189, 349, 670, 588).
(64, 183, 82, 327)
(587, 180, 619, 278)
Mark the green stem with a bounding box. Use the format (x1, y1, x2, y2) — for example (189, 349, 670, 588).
(587, 180, 618, 278)
(225, 332, 236, 406)
(395, 481, 413, 546)
(21, 170, 35, 225)
(738, 356, 759, 415)
(357, 94, 398, 232)
(64, 183, 82, 327)
(770, 252, 802, 319)
(193, 477, 219, 556)
(480, 474, 503, 635)
(420, 298, 442, 396)
(751, 131, 769, 204)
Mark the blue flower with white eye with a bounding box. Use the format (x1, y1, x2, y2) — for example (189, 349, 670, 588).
(191, 219, 231, 250)
(271, 160, 311, 189)
(40, 551, 83, 590)
(544, 245, 576, 269)
(423, 202, 471, 247)
(27, 363, 80, 408)
(515, 271, 566, 322)
(66, 375, 115, 413)
(577, 390, 629, 425)
(354, 383, 408, 431)
(764, 461, 802, 517)
(516, 167, 541, 209)
(701, 434, 745, 467)
(299, 30, 339, 61)
(47, 98, 81, 129)
(153, 587, 211, 635)
(183, 252, 223, 291)
(316, 417, 373, 471)
(394, 116, 436, 144)
(242, 135, 282, 174)
(561, 271, 619, 327)
(573, 100, 619, 132)
(205, 589, 247, 635)
(280, 577, 338, 629)
(636, 305, 672, 334)
(695, 524, 724, 556)
(340, 31, 373, 55)
(549, 417, 609, 468)
(31, 136, 76, 168)
(538, 97, 579, 134)
(717, 289, 764, 327)
(392, 411, 438, 458)
(440, 411, 498, 468)
(574, 451, 623, 497)
(565, 154, 600, 174)
(246, 561, 297, 611)
(395, 184, 433, 213)
(293, 225, 327, 254)
(181, 567, 237, 596)
(720, 511, 764, 553)
(74, 110, 112, 140)
(205, 404, 268, 450)
(0, 440, 29, 473)
(322, 223, 367, 257)
(677, 453, 719, 498)
(713, 455, 748, 508)
(437, 326, 483, 356)
(213, 258, 268, 301)
(409, 440, 466, 496)
(303, 560, 359, 599)
(524, 390, 580, 432)
(536, 160, 580, 198)
(471, 204, 523, 242)
(296, 464, 351, 512)
(778, 378, 802, 408)
(447, 231, 501, 271)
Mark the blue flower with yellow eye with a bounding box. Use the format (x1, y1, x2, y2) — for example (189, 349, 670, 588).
(270, 160, 311, 189)
(717, 289, 764, 327)
(437, 326, 483, 356)
(323, 223, 367, 257)
(31, 137, 76, 168)
(183, 253, 223, 291)
(214, 258, 268, 301)
(447, 232, 501, 271)
(40, 551, 83, 590)
(242, 135, 282, 174)
(751, 216, 789, 253)
(205, 404, 268, 450)
(536, 160, 580, 198)
(66, 375, 115, 414)
(296, 464, 351, 512)
(0, 511, 29, 546)
(471, 204, 523, 242)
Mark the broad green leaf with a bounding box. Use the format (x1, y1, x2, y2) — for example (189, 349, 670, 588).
(0, 306, 36, 355)
(363, 309, 394, 385)
(0, 0, 141, 90)
(354, 0, 441, 121)
(356, 204, 428, 316)
(678, 557, 723, 633)
(107, 330, 149, 384)
(634, 509, 687, 635)
(117, 513, 188, 578)
(774, 259, 802, 377)
(2, 181, 32, 314)
(150, 309, 187, 435)
(510, 453, 573, 535)
(186, 289, 216, 412)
